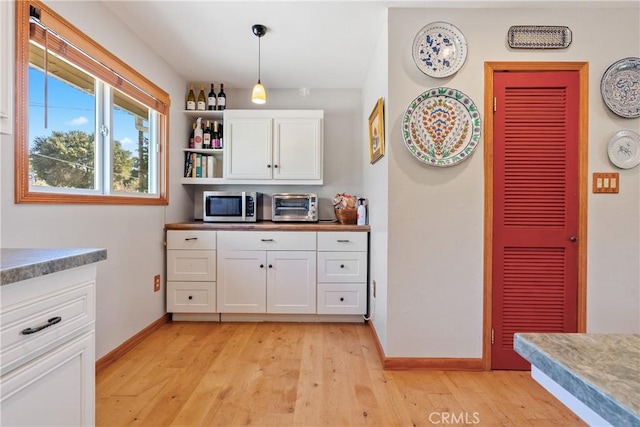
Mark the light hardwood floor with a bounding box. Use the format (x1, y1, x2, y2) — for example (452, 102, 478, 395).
(96, 322, 585, 426)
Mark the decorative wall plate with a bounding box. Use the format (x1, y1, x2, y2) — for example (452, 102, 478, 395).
(412, 22, 467, 78)
(507, 26, 572, 49)
(600, 57, 640, 118)
(607, 130, 640, 169)
(402, 87, 482, 167)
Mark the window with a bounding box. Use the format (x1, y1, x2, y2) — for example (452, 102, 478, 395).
(15, 1, 169, 204)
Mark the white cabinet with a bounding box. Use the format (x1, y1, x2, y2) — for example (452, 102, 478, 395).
(317, 232, 368, 315)
(1, 332, 94, 427)
(217, 231, 317, 313)
(166, 230, 217, 313)
(223, 110, 323, 184)
(0, 265, 97, 426)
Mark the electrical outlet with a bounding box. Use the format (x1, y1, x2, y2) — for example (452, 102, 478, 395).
(154, 274, 161, 292)
(372, 280, 376, 298)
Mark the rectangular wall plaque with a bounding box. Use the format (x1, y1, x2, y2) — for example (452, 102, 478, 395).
(508, 26, 572, 49)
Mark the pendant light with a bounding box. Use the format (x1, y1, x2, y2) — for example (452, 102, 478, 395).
(251, 24, 267, 104)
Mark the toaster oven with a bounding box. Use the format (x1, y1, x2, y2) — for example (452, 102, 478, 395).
(271, 193, 318, 222)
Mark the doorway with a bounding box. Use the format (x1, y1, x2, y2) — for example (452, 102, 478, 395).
(482, 62, 589, 370)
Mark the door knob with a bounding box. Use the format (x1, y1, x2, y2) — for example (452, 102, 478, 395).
(570, 236, 577, 242)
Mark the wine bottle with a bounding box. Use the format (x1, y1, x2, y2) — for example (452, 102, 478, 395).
(186, 84, 196, 110)
(207, 83, 217, 110)
(203, 120, 212, 149)
(188, 122, 195, 148)
(218, 121, 223, 148)
(197, 84, 206, 110)
(194, 117, 203, 149)
(213, 121, 221, 149)
(217, 83, 226, 110)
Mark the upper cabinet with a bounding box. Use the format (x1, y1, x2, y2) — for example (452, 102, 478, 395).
(0, 0, 14, 135)
(223, 110, 323, 185)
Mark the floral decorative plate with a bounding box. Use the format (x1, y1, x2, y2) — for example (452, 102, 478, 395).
(412, 22, 467, 78)
(402, 87, 482, 167)
(607, 129, 640, 169)
(600, 57, 640, 118)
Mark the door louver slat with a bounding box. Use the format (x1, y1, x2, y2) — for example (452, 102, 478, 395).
(501, 247, 566, 350)
(503, 87, 567, 228)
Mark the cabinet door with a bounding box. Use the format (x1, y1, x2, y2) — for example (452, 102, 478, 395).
(0, 331, 94, 427)
(217, 250, 266, 313)
(266, 251, 317, 314)
(273, 118, 322, 181)
(224, 118, 272, 180)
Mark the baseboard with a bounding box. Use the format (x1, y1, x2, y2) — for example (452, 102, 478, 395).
(367, 321, 484, 371)
(95, 313, 170, 375)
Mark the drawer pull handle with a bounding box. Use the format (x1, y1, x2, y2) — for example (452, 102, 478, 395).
(340, 297, 345, 302)
(340, 264, 345, 269)
(337, 239, 350, 243)
(184, 237, 198, 241)
(261, 239, 274, 242)
(21, 316, 62, 335)
(188, 295, 193, 300)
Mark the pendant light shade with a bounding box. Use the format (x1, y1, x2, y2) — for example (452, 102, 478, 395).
(252, 81, 266, 104)
(251, 24, 267, 104)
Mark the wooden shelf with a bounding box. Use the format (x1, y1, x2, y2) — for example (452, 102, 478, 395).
(180, 177, 225, 185)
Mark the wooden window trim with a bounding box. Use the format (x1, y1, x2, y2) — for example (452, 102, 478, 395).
(15, 0, 170, 205)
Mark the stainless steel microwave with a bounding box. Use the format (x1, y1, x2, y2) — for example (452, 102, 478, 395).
(202, 191, 261, 222)
(272, 193, 318, 222)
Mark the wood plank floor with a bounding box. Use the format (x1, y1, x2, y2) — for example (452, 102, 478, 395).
(96, 322, 585, 426)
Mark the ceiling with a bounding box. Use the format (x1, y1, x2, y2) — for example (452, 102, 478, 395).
(102, 0, 633, 91)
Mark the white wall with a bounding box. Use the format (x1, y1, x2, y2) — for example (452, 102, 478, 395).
(384, 5, 640, 358)
(362, 16, 390, 348)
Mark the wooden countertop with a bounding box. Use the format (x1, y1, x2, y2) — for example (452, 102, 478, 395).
(165, 221, 370, 232)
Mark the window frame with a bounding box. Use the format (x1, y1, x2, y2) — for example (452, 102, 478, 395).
(15, 0, 170, 205)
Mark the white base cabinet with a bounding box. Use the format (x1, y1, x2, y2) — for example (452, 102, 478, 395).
(317, 232, 368, 315)
(0, 265, 98, 427)
(165, 228, 369, 318)
(166, 230, 217, 313)
(217, 231, 317, 314)
(1, 332, 94, 427)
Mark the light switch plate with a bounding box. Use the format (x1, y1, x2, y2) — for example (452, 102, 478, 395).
(592, 172, 619, 193)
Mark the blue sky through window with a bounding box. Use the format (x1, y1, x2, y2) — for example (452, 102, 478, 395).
(29, 67, 140, 155)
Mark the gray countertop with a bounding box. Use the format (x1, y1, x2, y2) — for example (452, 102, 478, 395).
(515, 333, 640, 427)
(0, 248, 107, 286)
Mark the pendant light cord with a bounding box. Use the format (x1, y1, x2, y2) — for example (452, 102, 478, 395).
(258, 35, 261, 83)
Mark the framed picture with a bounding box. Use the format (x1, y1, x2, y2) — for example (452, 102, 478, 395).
(368, 97, 385, 164)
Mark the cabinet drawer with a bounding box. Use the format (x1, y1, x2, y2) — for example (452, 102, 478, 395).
(317, 252, 367, 283)
(0, 282, 95, 374)
(317, 232, 367, 251)
(167, 281, 216, 313)
(317, 283, 366, 315)
(217, 231, 316, 251)
(167, 250, 216, 281)
(167, 230, 216, 250)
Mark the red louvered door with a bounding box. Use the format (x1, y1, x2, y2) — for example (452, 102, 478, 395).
(492, 71, 579, 370)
